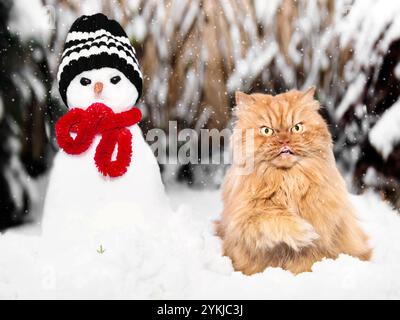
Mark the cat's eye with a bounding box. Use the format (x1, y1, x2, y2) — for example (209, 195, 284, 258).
(260, 126, 274, 137)
(110, 76, 121, 85)
(291, 123, 304, 133)
(80, 77, 91, 86)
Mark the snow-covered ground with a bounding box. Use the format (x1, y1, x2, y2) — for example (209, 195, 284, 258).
(1, 186, 400, 300)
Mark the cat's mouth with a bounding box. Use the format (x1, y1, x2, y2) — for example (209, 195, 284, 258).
(278, 146, 295, 156)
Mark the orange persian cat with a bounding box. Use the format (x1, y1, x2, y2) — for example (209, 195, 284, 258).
(216, 88, 372, 275)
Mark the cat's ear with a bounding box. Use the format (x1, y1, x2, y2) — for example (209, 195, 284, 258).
(300, 86, 320, 111)
(235, 91, 255, 109)
(301, 86, 316, 102)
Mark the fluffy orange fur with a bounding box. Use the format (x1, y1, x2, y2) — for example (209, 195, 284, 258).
(216, 88, 372, 275)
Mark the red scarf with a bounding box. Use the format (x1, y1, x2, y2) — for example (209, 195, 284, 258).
(55, 103, 142, 178)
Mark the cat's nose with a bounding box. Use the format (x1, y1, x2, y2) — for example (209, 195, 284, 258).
(278, 135, 290, 145)
(94, 82, 103, 95)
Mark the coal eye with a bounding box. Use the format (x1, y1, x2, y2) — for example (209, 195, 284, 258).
(291, 123, 304, 133)
(80, 77, 91, 86)
(110, 76, 121, 84)
(260, 126, 274, 137)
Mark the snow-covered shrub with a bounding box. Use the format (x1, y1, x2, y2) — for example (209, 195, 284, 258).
(0, 0, 60, 229)
(330, 0, 400, 208)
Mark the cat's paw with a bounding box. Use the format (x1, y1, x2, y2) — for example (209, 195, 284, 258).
(282, 220, 319, 251)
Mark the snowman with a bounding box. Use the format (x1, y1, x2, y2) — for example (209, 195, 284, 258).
(43, 14, 169, 238)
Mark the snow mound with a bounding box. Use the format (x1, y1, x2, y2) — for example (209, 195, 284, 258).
(1, 189, 400, 299)
(369, 100, 400, 159)
(9, 0, 53, 43)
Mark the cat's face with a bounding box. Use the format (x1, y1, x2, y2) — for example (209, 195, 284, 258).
(235, 89, 332, 169)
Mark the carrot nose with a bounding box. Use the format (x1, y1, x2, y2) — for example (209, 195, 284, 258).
(94, 82, 103, 95)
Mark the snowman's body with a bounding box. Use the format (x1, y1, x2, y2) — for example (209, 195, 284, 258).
(43, 68, 168, 235)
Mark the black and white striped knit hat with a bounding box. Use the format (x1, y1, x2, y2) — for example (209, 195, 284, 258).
(57, 13, 142, 106)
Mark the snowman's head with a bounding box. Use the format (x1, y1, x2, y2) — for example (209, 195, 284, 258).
(66, 67, 139, 113)
(58, 14, 142, 112)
